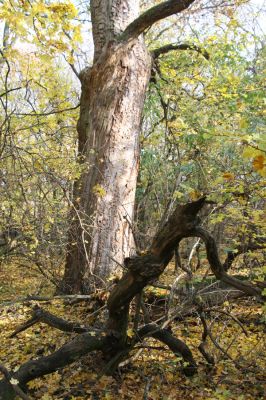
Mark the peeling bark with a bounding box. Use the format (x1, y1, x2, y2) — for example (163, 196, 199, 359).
(62, 0, 198, 294)
(62, 39, 151, 293)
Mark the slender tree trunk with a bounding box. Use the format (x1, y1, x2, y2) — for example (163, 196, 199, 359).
(62, 1, 151, 293)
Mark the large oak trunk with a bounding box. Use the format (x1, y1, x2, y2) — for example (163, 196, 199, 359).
(62, 36, 150, 292)
(60, 0, 196, 293)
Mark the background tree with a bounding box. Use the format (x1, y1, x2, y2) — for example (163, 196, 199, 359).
(0, 0, 81, 283)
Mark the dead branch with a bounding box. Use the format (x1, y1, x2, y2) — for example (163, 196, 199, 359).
(107, 198, 206, 338)
(198, 311, 215, 365)
(192, 227, 262, 297)
(198, 310, 240, 367)
(205, 308, 248, 336)
(138, 323, 197, 376)
(10, 306, 100, 338)
(223, 241, 266, 271)
(2, 197, 262, 398)
(1, 294, 96, 307)
(0, 334, 107, 399)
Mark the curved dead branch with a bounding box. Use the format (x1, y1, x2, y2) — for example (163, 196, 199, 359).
(198, 312, 215, 365)
(107, 198, 206, 338)
(1, 197, 263, 398)
(192, 227, 261, 297)
(138, 323, 197, 376)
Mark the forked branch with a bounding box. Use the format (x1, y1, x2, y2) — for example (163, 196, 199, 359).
(10, 306, 96, 338)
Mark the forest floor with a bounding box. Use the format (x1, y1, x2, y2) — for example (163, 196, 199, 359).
(0, 259, 265, 400)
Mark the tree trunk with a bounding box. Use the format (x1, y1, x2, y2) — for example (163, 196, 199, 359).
(62, 1, 151, 293)
(60, 0, 197, 293)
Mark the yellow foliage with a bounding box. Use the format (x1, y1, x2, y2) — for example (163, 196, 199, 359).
(92, 184, 107, 198)
(127, 328, 134, 338)
(222, 172, 235, 181)
(40, 394, 53, 400)
(253, 154, 265, 172)
(189, 189, 202, 200)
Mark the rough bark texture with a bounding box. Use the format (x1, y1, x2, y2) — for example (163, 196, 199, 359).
(62, 39, 151, 293)
(91, 0, 140, 61)
(61, 0, 198, 294)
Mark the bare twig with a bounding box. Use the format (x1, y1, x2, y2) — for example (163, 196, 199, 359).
(1, 294, 96, 307)
(152, 43, 209, 60)
(206, 308, 248, 336)
(143, 377, 151, 400)
(198, 310, 239, 366)
(14, 103, 80, 117)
